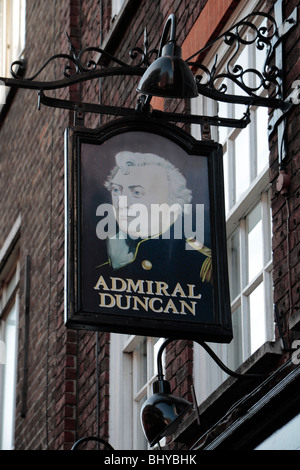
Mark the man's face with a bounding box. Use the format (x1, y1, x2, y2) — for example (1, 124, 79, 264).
(109, 165, 177, 238)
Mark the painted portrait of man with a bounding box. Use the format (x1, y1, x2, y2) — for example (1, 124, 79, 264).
(96, 150, 212, 285)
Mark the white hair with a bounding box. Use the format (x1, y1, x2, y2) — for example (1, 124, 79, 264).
(105, 151, 192, 209)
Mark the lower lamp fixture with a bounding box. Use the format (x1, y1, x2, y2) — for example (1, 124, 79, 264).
(140, 377, 193, 447)
(140, 339, 193, 447)
(141, 338, 268, 448)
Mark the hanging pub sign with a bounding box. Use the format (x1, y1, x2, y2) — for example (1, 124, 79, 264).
(64, 117, 232, 343)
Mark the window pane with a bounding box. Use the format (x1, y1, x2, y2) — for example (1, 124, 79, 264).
(1, 0, 26, 77)
(11, 0, 21, 60)
(249, 283, 265, 353)
(228, 229, 240, 299)
(0, 0, 5, 76)
(136, 338, 147, 391)
(227, 306, 243, 370)
(256, 106, 269, 174)
(235, 127, 250, 201)
(247, 204, 263, 281)
(255, 413, 300, 450)
(0, 302, 18, 450)
(112, 0, 125, 18)
(223, 149, 230, 214)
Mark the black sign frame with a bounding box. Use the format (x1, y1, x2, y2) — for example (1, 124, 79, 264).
(65, 116, 232, 343)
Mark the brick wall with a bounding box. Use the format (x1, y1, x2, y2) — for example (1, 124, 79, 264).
(269, 0, 300, 353)
(0, 0, 77, 450)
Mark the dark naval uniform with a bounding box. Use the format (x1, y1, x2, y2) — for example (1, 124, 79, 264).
(104, 233, 212, 285)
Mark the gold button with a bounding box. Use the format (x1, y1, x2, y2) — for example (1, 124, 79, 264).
(142, 260, 152, 270)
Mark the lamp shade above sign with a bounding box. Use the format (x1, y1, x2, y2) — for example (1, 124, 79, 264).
(137, 14, 198, 99)
(137, 42, 198, 98)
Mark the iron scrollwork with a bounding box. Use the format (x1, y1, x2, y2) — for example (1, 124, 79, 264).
(129, 28, 158, 67)
(187, 10, 296, 108)
(10, 32, 134, 82)
(0, 6, 297, 127)
(9, 27, 159, 85)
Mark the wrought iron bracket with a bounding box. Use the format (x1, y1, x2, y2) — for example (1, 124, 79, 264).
(268, 89, 297, 136)
(188, 2, 297, 105)
(265, 1, 298, 164)
(38, 89, 251, 128)
(0, 0, 298, 131)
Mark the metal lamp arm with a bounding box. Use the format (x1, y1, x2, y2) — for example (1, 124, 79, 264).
(157, 338, 268, 382)
(71, 436, 114, 450)
(157, 14, 177, 57)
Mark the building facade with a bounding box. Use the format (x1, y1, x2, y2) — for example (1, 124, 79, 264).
(0, 0, 299, 451)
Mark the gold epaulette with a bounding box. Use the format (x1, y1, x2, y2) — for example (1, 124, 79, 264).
(186, 238, 212, 258)
(186, 238, 212, 283)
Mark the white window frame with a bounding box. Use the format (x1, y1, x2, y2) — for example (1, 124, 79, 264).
(0, 0, 26, 77)
(191, 0, 274, 404)
(0, 0, 26, 107)
(109, 334, 165, 450)
(0, 293, 19, 450)
(111, 0, 126, 21)
(0, 217, 21, 450)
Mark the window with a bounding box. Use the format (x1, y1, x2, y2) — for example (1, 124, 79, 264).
(227, 193, 273, 368)
(0, 0, 26, 77)
(255, 413, 300, 450)
(0, 218, 21, 450)
(0, 290, 19, 450)
(111, 0, 125, 21)
(192, 0, 274, 402)
(0, 0, 26, 106)
(109, 334, 165, 450)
